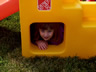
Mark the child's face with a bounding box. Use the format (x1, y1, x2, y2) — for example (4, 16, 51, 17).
(39, 28, 54, 41)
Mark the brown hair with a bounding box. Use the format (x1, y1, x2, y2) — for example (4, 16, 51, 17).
(33, 23, 62, 43)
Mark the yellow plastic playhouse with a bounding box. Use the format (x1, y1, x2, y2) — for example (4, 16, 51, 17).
(19, 0, 96, 58)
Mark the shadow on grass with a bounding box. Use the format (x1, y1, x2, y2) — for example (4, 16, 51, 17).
(0, 27, 21, 57)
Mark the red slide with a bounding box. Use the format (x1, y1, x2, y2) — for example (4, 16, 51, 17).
(0, 0, 19, 20)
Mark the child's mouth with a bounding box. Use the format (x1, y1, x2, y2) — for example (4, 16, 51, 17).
(44, 37, 49, 39)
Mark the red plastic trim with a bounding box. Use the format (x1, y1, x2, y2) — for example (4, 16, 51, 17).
(0, 0, 19, 20)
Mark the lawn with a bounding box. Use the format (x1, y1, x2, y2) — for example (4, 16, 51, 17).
(0, 12, 96, 72)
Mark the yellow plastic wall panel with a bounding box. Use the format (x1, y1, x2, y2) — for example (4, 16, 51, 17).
(81, 2, 96, 20)
(63, 0, 79, 3)
(19, 0, 96, 58)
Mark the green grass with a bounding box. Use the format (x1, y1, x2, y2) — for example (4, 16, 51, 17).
(0, 12, 96, 72)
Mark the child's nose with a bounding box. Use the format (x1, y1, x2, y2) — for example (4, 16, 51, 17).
(44, 33, 48, 36)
